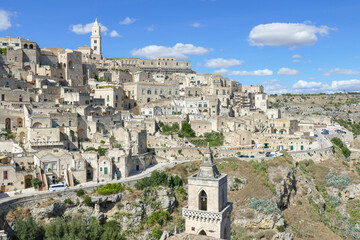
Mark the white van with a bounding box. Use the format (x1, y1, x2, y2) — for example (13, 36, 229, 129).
(49, 183, 67, 192)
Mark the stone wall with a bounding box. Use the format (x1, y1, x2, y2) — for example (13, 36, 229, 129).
(288, 147, 334, 162)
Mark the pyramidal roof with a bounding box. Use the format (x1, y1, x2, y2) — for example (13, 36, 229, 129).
(197, 146, 220, 179)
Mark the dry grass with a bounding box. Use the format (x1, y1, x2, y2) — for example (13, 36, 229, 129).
(284, 199, 342, 240)
(6, 207, 31, 222)
(121, 189, 142, 201)
(216, 159, 274, 206)
(38, 197, 58, 208)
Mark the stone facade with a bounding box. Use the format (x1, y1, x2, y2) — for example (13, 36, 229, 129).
(183, 148, 232, 239)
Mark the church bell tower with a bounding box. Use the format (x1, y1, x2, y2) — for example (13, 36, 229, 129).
(182, 147, 232, 239)
(91, 17, 102, 57)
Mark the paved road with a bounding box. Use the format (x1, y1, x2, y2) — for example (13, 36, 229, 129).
(0, 160, 192, 204)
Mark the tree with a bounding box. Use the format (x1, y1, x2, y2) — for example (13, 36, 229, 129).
(172, 122, 180, 131)
(180, 121, 195, 137)
(88, 217, 103, 240)
(151, 227, 163, 240)
(31, 178, 42, 189)
(101, 221, 124, 240)
(15, 217, 43, 240)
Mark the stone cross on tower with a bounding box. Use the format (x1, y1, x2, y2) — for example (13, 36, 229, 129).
(182, 146, 232, 239)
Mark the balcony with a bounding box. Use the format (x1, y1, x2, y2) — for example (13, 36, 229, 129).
(182, 203, 232, 223)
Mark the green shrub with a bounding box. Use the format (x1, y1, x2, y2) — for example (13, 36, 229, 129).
(15, 217, 43, 240)
(331, 137, 351, 158)
(180, 121, 195, 137)
(204, 131, 224, 147)
(134, 170, 183, 190)
(31, 178, 42, 189)
(97, 183, 125, 195)
(148, 210, 171, 226)
(277, 225, 285, 232)
(84, 196, 92, 206)
(76, 189, 85, 197)
(151, 226, 163, 240)
(248, 198, 280, 214)
(65, 198, 72, 204)
(325, 172, 351, 189)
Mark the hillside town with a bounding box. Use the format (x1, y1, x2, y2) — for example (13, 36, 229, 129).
(0, 17, 360, 240)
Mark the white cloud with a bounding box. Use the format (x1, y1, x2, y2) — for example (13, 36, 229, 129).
(110, 30, 121, 37)
(248, 23, 336, 47)
(322, 68, 360, 76)
(291, 79, 360, 92)
(131, 43, 211, 59)
(119, 17, 136, 25)
(292, 59, 301, 63)
(205, 58, 243, 68)
(190, 22, 202, 28)
(292, 80, 324, 89)
(292, 54, 302, 58)
(330, 79, 360, 91)
(147, 25, 154, 32)
(261, 79, 290, 94)
(277, 67, 300, 75)
(214, 68, 273, 76)
(262, 78, 360, 94)
(0, 9, 12, 31)
(70, 22, 108, 35)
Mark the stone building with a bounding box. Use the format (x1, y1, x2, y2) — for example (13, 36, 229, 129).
(182, 147, 232, 239)
(91, 17, 102, 59)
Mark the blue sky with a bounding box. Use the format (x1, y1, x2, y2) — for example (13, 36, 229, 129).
(1, 0, 360, 93)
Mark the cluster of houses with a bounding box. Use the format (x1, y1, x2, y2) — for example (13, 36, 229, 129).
(0, 18, 332, 193)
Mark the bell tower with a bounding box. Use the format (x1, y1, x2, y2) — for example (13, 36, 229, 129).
(91, 17, 102, 57)
(182, 146, 232, 239)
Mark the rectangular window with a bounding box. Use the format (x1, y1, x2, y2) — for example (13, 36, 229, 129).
(104, 167, 108, 175)
(155, 90, 157, 95)
(169, 90, 172, 95)
(107, 95, 110, 102)
(116, 95, 118, 100)
(52, 163, 56, 170)
(175, 90, 178, 95)
(100, 167, 102, 172)
(1, 94, 4, 101)
(3, 171, 8, 180)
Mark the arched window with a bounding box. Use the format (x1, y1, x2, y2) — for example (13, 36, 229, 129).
(199, 230, 207, 236)
(24, 44, 28, 49)
(199, 190, 207, 211)
(29, 44, 33, 49)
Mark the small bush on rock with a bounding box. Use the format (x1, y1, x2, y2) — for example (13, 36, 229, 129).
(248, 198, 280, 214)
(326, 172, 351, 189)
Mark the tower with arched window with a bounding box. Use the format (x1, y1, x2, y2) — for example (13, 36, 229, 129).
(182, 146, 232, 239)
(91, 17, 102, 57)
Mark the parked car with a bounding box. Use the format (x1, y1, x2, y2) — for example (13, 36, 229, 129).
(314, 134, 318, 137)
(250, 155, 255, 158)
(238, 155, 249, 158)
(336, 129, 346, 134)
(49, 183, 68, 192)
(321, 129, 329, 135)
